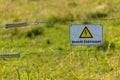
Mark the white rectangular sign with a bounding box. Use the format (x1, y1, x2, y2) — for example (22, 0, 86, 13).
(70, 24, 103, 46)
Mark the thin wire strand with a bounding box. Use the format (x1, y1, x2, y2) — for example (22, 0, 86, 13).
(1, 18, 120, 28)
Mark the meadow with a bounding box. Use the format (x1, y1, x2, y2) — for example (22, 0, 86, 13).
(0, 0, 120, 80)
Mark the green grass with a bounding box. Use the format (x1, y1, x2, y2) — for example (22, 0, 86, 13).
(0, 0, 120, 80)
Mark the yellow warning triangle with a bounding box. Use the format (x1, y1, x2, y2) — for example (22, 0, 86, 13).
(79, 26, 93, 38)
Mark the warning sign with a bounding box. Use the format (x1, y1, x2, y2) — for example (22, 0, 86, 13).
(79, 27, 93, 38)
(70, 24, 103, 46)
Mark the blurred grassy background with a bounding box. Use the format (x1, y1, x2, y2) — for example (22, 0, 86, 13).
(0, 0, 120, 80)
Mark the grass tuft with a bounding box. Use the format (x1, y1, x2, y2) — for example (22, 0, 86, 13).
(68, 1, 77, 7)
(88, 11, 108, 19)
(24, 27, 44, 38)
(47, 14, 74, 26)
(96, 40, 116, 51)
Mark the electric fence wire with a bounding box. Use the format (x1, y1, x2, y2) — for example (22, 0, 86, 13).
(0, 21, 48, 28)
(1, 18, 120, 28)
